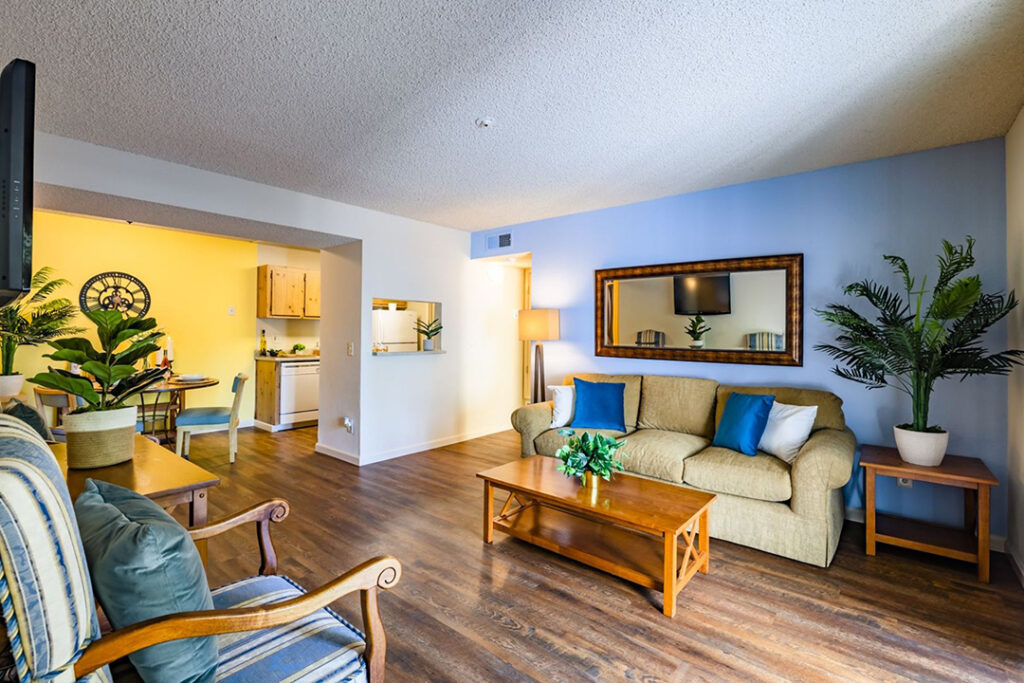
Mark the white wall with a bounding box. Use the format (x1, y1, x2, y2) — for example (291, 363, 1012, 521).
(1007, 105, 1024, 580)
(318, 242, 362, 461)
(35, 133, 523, 464)
(616, 270, 786, 348)
(256, 243, 321, 353)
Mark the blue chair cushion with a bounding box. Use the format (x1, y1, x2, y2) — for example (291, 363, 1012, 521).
(75, 479, 217, 683)
(712, 393, 776, 456)
(176, 406, 231, 426)
(212, 574, 367, 682)
(570, 378, 626, 431)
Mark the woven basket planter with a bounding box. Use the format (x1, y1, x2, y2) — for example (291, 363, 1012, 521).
(64, 406, 137, 469)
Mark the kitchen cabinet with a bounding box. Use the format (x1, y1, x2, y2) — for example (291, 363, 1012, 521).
(257, 265, 320, 319)
(254, 357, 320, 431)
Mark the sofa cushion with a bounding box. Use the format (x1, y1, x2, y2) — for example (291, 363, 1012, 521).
(683, 446, 792, 502)
(621, 429, 709, 483)
(712, 393, 775, 456)
(637, 375, 718, 438)
(571, 378, 626, 431)
(567, 373, 642, 429)
(534, 427, 630, 457)
(716, 385, 845, 432)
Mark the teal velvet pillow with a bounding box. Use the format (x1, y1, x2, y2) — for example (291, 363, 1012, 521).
(75, 479, 217, 683)
(571, 378, 626, 431)
(712, 393, 776, 456)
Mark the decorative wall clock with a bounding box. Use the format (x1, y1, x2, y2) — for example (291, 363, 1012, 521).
(79, 271, 151, 317)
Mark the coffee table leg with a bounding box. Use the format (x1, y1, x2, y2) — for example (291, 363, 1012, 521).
(663, 532, 677, 618)
(699, 507, 710, 574)
(483, 480, 494, 544)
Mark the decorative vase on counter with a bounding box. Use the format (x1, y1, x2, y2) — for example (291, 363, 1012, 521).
(422, 339, 435, 351)
(893, 426, 949, 467)
(64, 406, 138, 469)
(689, 339, 705, 349)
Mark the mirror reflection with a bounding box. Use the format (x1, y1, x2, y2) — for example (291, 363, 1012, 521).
(371, 298, 443, 354)
(604, 270, 787, 351)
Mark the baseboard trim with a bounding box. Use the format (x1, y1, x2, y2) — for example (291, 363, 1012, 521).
(844, 506, 1006, 553)
(254, 419, 314, 433)
(314, 442, 359, 465)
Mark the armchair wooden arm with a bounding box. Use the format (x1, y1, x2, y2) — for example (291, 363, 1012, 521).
(74, 555, 402, 680)
(187, 498, 290, 575)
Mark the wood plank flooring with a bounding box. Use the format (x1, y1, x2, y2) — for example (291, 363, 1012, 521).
(181, 427, 1024, 681)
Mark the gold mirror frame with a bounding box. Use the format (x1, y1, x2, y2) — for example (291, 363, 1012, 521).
(595, 253, 803, 366)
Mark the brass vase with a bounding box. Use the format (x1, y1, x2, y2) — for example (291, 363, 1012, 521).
(583, 472, 600, 504)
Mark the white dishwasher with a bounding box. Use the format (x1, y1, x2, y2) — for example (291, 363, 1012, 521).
(279, 361, 319, 425)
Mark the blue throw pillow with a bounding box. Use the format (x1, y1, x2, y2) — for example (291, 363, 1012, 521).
(571, 378, 626, 431)
(75, 479, 217, 683)
(712, 393, 776, 456)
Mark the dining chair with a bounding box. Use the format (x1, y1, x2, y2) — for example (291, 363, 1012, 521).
(175, 373, 248, 462)
(34, 387, 79, 442)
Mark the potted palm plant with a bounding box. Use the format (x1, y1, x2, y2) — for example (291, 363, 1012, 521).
(29, 310, 166, 468)
(555, 428, 627, 503)
(685, 314, 711, 348)
(817, 237, 1023, 466)
(415, 318, 443, 351)
(0, 267, 81, 399)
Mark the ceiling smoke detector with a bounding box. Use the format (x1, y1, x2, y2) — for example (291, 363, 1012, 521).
(474, 117, 494, 129)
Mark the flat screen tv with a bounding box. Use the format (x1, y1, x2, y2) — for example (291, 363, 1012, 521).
(673, 273, 731, 315)
(0, 58, 34, 306)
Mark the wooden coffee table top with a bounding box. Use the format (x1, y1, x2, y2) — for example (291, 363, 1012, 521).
(477, 456, 715, 535)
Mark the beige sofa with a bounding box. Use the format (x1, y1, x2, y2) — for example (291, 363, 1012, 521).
(510, 373, 856, 567)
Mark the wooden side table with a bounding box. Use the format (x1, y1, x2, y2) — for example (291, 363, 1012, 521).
(859, 445, 998, 582)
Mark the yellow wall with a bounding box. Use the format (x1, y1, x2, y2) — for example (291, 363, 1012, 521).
(22, 211, 259, 419)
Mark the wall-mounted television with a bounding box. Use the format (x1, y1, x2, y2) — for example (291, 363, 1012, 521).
(0, 58, 35, 306)
(673, 273, 731, 315)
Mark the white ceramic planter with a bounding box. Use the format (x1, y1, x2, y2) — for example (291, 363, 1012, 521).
(422, 339, 435, 351)
(893, 426, 949, 467)
(0, 374, 24, 400)
(64, 406, 138, 469)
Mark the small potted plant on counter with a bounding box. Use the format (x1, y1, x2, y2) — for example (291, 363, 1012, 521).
(416, 318, 443, 351)
(0, 267, 81, 399)
(555, 428, 627, 503)
(817, 236, 1023, 466)
(29, 310, 166, 468)
(685, 314, 711, 349)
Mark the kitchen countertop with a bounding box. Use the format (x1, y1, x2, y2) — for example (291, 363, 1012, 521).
(254, 354, 320, 362)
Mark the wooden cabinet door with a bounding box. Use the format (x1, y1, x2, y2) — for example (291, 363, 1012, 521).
(304, 271, 321, 318)
(269, 267, 305, 318)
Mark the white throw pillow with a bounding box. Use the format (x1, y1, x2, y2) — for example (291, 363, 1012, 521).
(549, 385, 575, 428)
(758, 402, 818, 463)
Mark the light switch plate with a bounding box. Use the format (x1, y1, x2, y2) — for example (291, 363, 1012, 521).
(347, 342, 354, 356)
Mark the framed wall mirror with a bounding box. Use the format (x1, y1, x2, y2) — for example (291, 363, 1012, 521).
(595, 254, 803, 365)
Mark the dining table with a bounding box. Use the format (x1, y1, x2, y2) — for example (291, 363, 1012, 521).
(137, 375, 219, 442)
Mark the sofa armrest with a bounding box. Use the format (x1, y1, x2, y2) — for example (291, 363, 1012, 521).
(790, 427, 856, 518)
(510, 402, 553, 456)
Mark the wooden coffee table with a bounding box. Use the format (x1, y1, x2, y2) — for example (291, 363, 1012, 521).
(478, 456, 715, 617)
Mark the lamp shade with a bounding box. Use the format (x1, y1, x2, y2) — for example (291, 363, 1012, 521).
(518, 308, 560, 341)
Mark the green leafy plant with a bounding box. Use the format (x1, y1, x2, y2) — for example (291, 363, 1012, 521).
(0, 267, 82, 375)
(555, 428, 627, 485)
(28, 310, 166, 412)
(415, 318, 443, 340)
(816, 236, 1023, 433)
(291, 343, 306, 353)
(684, 314, 711, 341)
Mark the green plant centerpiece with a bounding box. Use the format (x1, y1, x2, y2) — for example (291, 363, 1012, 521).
(816, 236, 1022, 466)
(0, 267, 82, 398)
(29, 310, 166, 468)
(415, 318, 443, 351)
(555, 428, 627, 501)
(684, 314, 711, 348)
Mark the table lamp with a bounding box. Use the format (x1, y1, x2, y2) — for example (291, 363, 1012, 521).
(518, 308, 560, 404)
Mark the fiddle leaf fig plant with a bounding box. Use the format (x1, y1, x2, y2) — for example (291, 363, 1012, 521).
(28, 310, 166, 411)
(415, 318, 443, 340)
(684, 314, 711, 341)
(555, 428, 627, 485)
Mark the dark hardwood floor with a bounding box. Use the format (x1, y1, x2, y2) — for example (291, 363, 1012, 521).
(180, 427, 1024, 681)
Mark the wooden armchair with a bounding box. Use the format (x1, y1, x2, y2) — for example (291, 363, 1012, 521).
(0, 415, 400, 682)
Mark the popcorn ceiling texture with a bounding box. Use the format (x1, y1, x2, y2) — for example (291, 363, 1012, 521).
(2, 1, 1023, 231)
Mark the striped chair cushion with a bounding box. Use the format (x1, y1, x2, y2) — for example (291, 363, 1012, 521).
(747, 332, 784, 351)
(0, 415, 109, 683)
(212, 575, 366, 683)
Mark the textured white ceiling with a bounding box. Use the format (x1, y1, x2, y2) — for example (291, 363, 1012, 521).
(3, 1, 1023, 231)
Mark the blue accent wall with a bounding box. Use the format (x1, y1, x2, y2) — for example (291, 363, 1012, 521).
(473, 139, 1010, 537)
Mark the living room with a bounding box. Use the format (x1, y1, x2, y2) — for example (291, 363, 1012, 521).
(1, 2, 1023, 682)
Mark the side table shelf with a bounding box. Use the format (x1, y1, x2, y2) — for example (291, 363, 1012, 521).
(859, 445, 998, 582)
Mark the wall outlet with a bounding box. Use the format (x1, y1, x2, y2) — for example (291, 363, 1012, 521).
(347, 342, 354, 356)
(342, 416, 354, 433)
(897, 478, 913, 488)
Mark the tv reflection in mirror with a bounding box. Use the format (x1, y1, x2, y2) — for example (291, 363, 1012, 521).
(673, 274, 731, 315)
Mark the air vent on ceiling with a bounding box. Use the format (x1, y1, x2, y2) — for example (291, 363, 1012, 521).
(487, 232, 512, 250)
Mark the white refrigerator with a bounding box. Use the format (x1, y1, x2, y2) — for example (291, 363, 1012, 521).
(372, 309, 419, 352)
